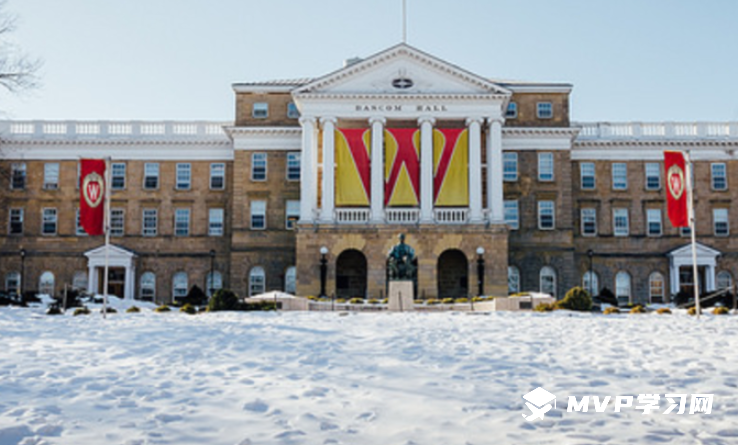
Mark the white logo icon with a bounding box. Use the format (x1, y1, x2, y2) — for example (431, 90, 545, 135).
(522, 387, 557, 421)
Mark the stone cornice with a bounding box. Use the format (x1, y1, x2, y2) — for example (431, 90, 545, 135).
(293, 92, 508, 101)
(223, 126, 302, 140)
(503, 127, 580, 139)
(0, 138, 231, 146)
(574, 140, 738, 148)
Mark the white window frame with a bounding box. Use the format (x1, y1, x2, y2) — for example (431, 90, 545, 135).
(9, 208, 23, 235)
(208, 208, 224, 236)
(253, 102, 269, 119)
(39, 271, 55, 296)
(251, 200, 266, 230)
(286, 152, 301, 181)
(503, 152, 518, 182)
(206, 271, 223, 297)
(42, 208, 57, 235)
(284, 266, 297, 294)
(714, 208, 729, 236)
(612, 163, 628, 190)
(210, 163, 225, 190)
(249, 266, 266, 296)
(505, 102, 518, 119)
(646, 208, 662, 237)
(75, 209, 87, 236)
(645, 163, 661, 191)
(537, 200, 555, 230)
(581, 208, 597, 236)
(143, 163, 159, 190)
(172, 272, 188, 299)
(5, 271, 20, 294)
(649, 272, 665, 304)
(583, 271, 599, 297)
(111, 162, 126, 190)
(540, 266, 556, 297)
(175, 163, 191, 190)
(287, 102, 300, 119)
(252, 153, 267, 181)
(538, 152, 554, 181)
(613, 208, 629, 237)
(717, 271, 733, 291)
(285, 200, 300, 230)
(72, 271, 87, 292)
(43, 163, 60, 190)
(536, 102, 553, 119)
(508, 266, 520, 295)
(711, 163, 727, 191)
(174, 208, 190, 236)
(580, 162, 595, 190)
(10, 163, 26, 190)
(142, 209, 158, 236)
(110, 208, 125, 237)
(140, 272, 156, 301)
(616, 271, 631, 305)
(504, 200, 519, 230)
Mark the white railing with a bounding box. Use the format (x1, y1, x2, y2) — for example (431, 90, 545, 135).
(385, 208, 419, 224)
(335, 208, 370, 223)
(575, 121, 738, 140)
(0, 120, 231, 140)
(434, 208, 468, 224)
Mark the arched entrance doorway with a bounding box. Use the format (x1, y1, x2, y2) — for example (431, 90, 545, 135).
(437, 249, 468, 299)
(336, 249, 367, 299)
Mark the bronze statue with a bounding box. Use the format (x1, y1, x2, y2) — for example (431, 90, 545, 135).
(387, 233, 416, 280)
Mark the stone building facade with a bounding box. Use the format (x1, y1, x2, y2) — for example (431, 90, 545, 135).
(1, 43, 737, 305)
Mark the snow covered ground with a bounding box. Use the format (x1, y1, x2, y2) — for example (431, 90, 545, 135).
(1, 306, 737, 445)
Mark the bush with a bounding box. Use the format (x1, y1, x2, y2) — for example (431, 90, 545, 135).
(207, 289, 239, 312)
(472, 297, 484, 303)
(307, 296, 319, 301)
(441, 298, 455, 304)
(73, 306, 91, 316)
(534, 302, 557, 312)
(101, 307, 117, 314)
(413, 299, 424, 305)
(368, 299, 379, 305)
(713, 306, 730, 315)
(629, 305, 647, 314)
(557, 287, 593, 312)
(154, 305, 171, 313)
(335, 298, 346, 304)
(426, 299, 440, 305)
(455, 298, 469, 304)
(318, 297, 330, 302)
(688, 306, 702, 316)
(348, 298, 364, 305)
(180, 303, 197, 315)
(237, 301, 277, 311)
(656, 308, 672, 315)
(176, 285, 207, 307)
(381, 298, 388, 304)
(603, 306, 620, 314)
(46, 306, 63, 315)
(126, 306, 141, 313)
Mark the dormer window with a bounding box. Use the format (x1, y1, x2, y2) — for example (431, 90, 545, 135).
(287, 102, 300, 119)
(537, 102, 553, 119)
(253, 103, 269, 119)
(505, 102, 518, 119)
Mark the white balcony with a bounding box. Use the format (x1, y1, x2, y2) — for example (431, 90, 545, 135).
(385, 208, 420, 224)
(576, 121, 738, 141)
(434, 208, 468, 224)
(335, 209, 370, 224)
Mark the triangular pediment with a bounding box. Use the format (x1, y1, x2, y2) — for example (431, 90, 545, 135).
(84, 244, 137, 260)
(667, 242, 721, 259)
(295, 43, 511, 96)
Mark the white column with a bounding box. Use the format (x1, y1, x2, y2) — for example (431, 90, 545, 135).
(320, 117, 337, 222)
(124, 263, 134, 300)
(487, 118, 504, 223)
(369, 116, 386, 223)
(88, 264, 96, 295)
(466, 117, 483, 222)
(299, 116, 317, 223)
(419, 116, 436, 223)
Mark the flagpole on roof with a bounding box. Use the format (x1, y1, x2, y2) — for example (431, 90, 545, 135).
(685, 151, 700, 319)
(102, 157, 111, 319)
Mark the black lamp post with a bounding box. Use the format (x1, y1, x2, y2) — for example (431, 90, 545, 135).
(476, 247, 485, 297)
(320, 246, 328, 298)
(587, 249, 594, 295)
(19, 248, 26, 301)
(208, 249, 216, 297)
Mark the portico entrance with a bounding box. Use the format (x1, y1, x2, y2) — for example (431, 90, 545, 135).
(84, 244, 137, 300)
(98, 267, 126, 298)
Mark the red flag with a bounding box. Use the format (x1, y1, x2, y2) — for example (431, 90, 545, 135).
(80, 159, 107, 236)
(664, 151, 688, 227)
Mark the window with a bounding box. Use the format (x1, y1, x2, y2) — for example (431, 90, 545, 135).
(110, 209, 125, 237)
(72, 271, 87, 292)
(647, 209, 662, 236)
(503, 153, 518, 182)
(249, 266, 266, 296)
(5, 272, 20, 294)
(717, 271, 733, 291)
(286, 152, 301, 181)
(613, 208, 629, 236)
(681, 226, 691, 237)
(251, 200, 266, 230)
(508, 266, 520, 295)
(11, 163, 26, 190)
(649, 272, 665, 304)
(284, 266, 297, 294)
(42, 208, 57, 235)
(172, 272, 188, 299)
(44, 163, 59, 189)
(536, 102, 553, 119)
(285, 200, 300, 229)
(580, 162, 595, 189)
(209, 208, 224, 236)
(712, 163, 727, 190)
(140, 272, 156, 301)
(505, 102, 518, 119)
(174, 208, 190, 236)
(144, 163, 159, 189)
(111, 163, 126, 190)
(206, 271, 223, 297)
(210, 163, 225, 190)
(504, 200, 519, 230)
(142, 209, 158, 236)
(538, 153, 554, 181)
(39, 271, 54, 297)
(645, 163, 661, 190)
(9, 208, 23, 235)
(75, 209, 86, 236)
(253, 102, 269, 118)
(612, 163, 628, 190)
(540, 266, 556, 297)
(252, 153, 267, 181)
(615, 271, 631, 305)
(581, 208, 597, 236)
(176, 163, 191, 190)
(538, 201, 555, 230)
(714, 208, 729, 236)
(583, 271, 599, 297)
(287, 102, 300, 119)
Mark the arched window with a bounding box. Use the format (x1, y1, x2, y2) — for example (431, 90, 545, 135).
(284, 266, 296, 294)
(540, 266, 557, 297)
(616, 272, 631, 305)
(582, 271, 599, 296)
(508, 266, 520, 295)
(649, 272, 665, 304)
(206, 271, 223, 297)
(72, 271, 87, 292)
(172, 272, 188, 299)
(717, 271, 733, 291)
(249, 267, 265, 296)
(140, 272, 156, 301)
(5, 272, 20, 294)
(39, 271, 55, 296)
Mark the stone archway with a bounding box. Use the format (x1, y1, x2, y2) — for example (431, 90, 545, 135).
(336, 249, 367, 299)
(437, 249, 468, 299)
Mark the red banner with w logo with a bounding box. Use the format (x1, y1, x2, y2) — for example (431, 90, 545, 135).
(664, 151, 688, 227)
(80, 159, 107, 236)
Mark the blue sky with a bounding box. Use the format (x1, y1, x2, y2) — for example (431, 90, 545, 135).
(2, 0, 737, 122)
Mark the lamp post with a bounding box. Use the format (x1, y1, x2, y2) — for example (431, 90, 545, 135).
(320, 246, 328, 298)
(476, 247, 485, 298)
(19, 248, 26, 302)
(208, 249, 216, 297)
(587, 249, 594, 295)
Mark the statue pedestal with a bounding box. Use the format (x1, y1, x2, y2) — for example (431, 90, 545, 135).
(388, 281, 414, 312)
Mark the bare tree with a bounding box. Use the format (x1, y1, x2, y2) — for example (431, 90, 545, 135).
(0, 0, 41, 93)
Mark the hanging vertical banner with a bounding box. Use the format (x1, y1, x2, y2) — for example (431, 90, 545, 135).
(335, 128, 371, 206)
(664, 150, 689, 227)
(433, 128, 469, 207)
(79, 159, 107, 236)
(384, 128, 420, 206)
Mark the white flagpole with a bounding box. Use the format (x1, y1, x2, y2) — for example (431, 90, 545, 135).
(102, 158, 112, 319)
(685, 151, 700, 319)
